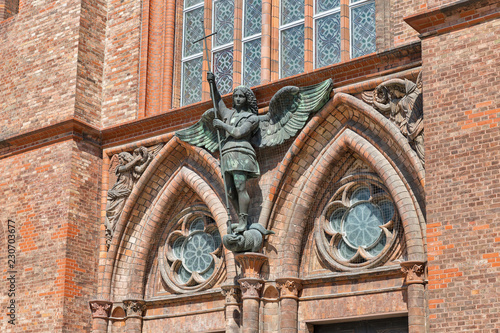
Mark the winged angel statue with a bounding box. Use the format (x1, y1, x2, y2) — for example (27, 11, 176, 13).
(176, 72, 333, 243)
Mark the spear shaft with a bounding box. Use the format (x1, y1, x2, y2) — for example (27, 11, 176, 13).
(192, 29, 233, 234)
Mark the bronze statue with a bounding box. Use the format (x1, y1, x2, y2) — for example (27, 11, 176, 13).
(176, 72, 333, 239)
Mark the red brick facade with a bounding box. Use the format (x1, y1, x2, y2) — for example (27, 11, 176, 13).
(0, 1, 498, 332)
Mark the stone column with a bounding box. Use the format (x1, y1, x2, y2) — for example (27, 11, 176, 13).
(239, 278, 264, 333)
(89, 300, 113, 333)
(276, 278, 303, 333)
(401, 261, 427, 333)
(123, 300, 146, 333)
(221, 284, 242, 333)
(235, 253, 268, 333)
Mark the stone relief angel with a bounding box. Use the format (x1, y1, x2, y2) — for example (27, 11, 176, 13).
(176, 72, 333, 245)
(363, 72, 424, 165)
(105, 146, 156, 247)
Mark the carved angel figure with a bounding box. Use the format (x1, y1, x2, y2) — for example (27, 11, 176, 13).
(105, 147, 153, 244)
(365, 73, 424, 165)
(176, 73, 333, 234)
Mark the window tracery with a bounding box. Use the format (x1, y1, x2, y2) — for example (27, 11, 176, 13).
(159, 209, 224, 293)
(316, 176, 404, 271)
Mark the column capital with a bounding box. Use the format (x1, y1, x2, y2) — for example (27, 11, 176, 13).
(123, 299, 147, 318)
(238, 278, 264, 300)
(89, 300, 113, 319)
(276, 278, 303, 299)
(400, 261, 426, 285)
(221, 284, 242, 305)
(235, 253, 268, 279)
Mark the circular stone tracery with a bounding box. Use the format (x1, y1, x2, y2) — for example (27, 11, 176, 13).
(317, 179, 402, 270)
(161, 212, 224, 292)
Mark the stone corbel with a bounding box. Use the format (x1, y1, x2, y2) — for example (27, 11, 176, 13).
(123, 300, 147, 318)
(400, 261, 426, 285)
(239, 278, 264, 300)
(276, 278, 303, 300)
(89, 300, 113, 319)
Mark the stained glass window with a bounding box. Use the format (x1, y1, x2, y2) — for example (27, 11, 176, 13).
(243, 39, 261, 87)
(315, 12, 341, 68)
(244, 0, 262, 38)
(182, 57, 203, 106)
(351, 0, 376, 58)
(181, 0, 204, 106)
(214, 48, 234, 95)
(166, 214, 222, 287)
(281, 24, 304, 78)
(242, 0, 262, 87)
(316, 0, 340, 14)
(281, 0, 304, 26)
(214, 0, 234, 47)
(325, 184, 396, 262)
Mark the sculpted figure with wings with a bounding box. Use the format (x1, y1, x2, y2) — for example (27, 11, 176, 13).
(177, 72, 333, 237)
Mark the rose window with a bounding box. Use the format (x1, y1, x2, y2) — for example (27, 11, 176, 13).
(160, 211, 224, 292)
(317, 179, 403, 270)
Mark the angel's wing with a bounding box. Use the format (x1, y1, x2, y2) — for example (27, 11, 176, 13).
(255, 79, 333, 147)
(175, 109, 220, 152)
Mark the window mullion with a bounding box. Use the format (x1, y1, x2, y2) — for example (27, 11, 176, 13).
(340, 0, 350, 62)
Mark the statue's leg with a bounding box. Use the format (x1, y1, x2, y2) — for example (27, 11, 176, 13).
(233, 172, 249, 233)
(226, 173, 242, 232)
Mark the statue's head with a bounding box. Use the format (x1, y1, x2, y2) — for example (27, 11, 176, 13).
(233, 86, 258, 114)
(117, 152, 134, 164)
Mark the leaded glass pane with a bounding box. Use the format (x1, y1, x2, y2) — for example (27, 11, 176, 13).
(315, 12, 341, 68)
(329, 207, 346, 233)
(173, 237, 185, 259)
(338, 239, 357, 260)
(379, 201, 395, 223)
(189, 218, 205, 232)
(182, 57, 202, 106)
(214, 48, 233, 95)
(177, 265, 191, 283)
(185, 0, 203, 8)
(243, 38, 261, 87)
(183, 7, 204, 57)
(201, 262, 215, 279)
(343, 202, 383, 247)
(183, 233, 215, 272)
(281, 25, 304, 78)
(351, 1, 376, 58)
(316, 0, 340, 14)
(281, 0, 304, 25)
(214, 0, 234, 47)
(211, 230, 222, 249)
(367, 233, 386, 256)
(350, 0, 364, 3)
(244, 0, 262, 37)
(350, 187, 370, 204)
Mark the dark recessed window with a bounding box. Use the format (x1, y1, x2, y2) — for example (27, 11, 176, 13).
(314, 316, 408, 333)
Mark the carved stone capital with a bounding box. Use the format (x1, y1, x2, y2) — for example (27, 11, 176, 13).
(123, 300, 147, 318)
(400, 261, 426, 285)
(238, 278, 264, 300)
(221, 284, 242, 305)
(89, 300, 113, 319)
(235, 253, 268, 279)
(276, 278, 303, 300)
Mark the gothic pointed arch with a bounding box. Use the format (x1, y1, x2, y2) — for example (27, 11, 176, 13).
(97, 136, 236, 302)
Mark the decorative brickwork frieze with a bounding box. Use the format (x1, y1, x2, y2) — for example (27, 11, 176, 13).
(400, 261, 426, 285)
(276, 278, 303, 300)
(89, 300, 113, 319)
(123, 300, 147, 318)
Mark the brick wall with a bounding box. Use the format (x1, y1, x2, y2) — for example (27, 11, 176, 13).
(0, 140, 101, 332)
(424, 17, 500, 332)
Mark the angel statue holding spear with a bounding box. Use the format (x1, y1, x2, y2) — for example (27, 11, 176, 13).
(176, 30, 333, 247)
